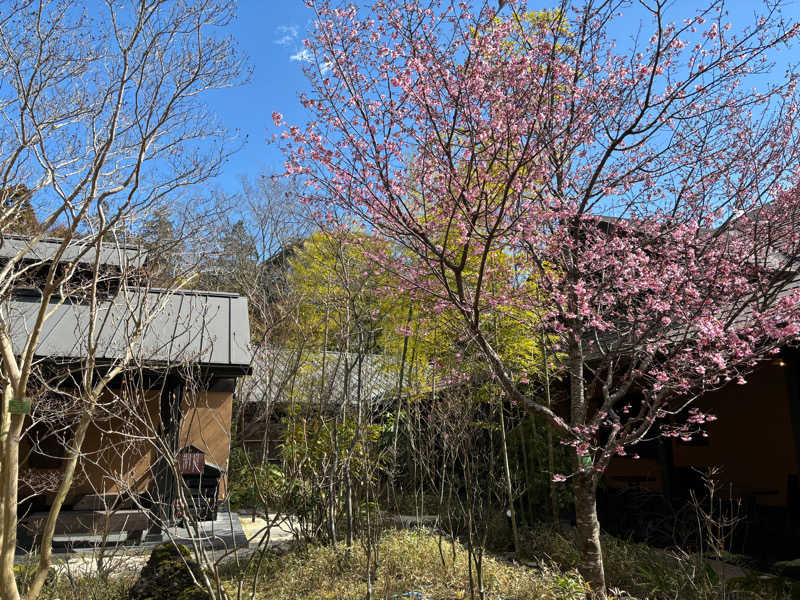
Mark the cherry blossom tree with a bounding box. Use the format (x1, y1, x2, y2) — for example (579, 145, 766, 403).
(278, 0, 800, 595)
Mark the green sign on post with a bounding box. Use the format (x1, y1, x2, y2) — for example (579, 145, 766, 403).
(8, 399, 31, 414)
(579, 454, 592, 468)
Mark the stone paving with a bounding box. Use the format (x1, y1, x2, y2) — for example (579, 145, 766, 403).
(18, 511, 298, 578)
(237, 513, 296, 547)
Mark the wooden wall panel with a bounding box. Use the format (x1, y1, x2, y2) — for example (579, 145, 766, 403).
(179, 390, 234, 498)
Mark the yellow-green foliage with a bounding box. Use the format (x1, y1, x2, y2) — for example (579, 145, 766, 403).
(227, 447, 287, 511)
(287, 230, 558, 396)
(285, 230, 423, 394)
(498, 9, 572, 54)
(282, 409, 385, 480)
(235, 528, 593, 600)
(278, 410, 387, 525)
(287, 231, 407, 351)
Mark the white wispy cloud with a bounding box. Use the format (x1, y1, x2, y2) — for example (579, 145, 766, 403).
(274, 25, 298, 46)
(290, 49, 313, 63)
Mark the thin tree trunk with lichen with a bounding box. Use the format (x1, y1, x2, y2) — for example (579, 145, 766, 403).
(0, 400, 23, 600)
(390, 306, 413, 510)
(540, 331, 560, 530)
(492, 297, 519, 555)
(23, 409, 94, 600)
(496, 397, 519, 556)
(516, 418, 533, 525)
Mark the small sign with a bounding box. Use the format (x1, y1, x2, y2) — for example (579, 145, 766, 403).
(178, 451, 205, 475)
(579, 454, 592, 468)
(9, 399, 30, 414)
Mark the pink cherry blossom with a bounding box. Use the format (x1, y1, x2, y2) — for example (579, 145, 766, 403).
(278, 1, 800, 591)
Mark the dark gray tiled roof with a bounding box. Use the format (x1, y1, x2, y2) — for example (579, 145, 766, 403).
(4, 289, 251, 370)
(241, 347, 399, 407)
(0, 235, 147, 269)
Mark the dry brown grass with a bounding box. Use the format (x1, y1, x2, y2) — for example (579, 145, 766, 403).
(230, 528, 601, 600)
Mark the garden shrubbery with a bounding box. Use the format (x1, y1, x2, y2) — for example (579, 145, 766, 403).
(14, 527, 800, 599)
(235, 528, 590, 600)
(521, 524, 800, 600)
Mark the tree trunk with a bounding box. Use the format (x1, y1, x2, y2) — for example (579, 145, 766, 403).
(573, 474, 605, 599)
(328, 475, 337, 545)
(345, 469, 353, 547)
(390, 306, 413, 510)
(540, 333, 560, 530)
(566, 333, 604, 597)
(496, 397, 519, 556)
(516, 419, 533, 525)
(24, 409, 95, 600)
(0, 411, 24, 600)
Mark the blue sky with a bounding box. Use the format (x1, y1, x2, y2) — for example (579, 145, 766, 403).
(205, 1, 316, 193)
(206, 1, 800, 195)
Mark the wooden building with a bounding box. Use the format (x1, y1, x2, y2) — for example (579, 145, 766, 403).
(603, 351, 800, 557)
(2, 236, 252, 546)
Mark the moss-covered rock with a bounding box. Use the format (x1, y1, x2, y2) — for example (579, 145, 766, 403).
(129, 542, 211, 600)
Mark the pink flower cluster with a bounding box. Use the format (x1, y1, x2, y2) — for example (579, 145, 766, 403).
(278, 0, 800, 481)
